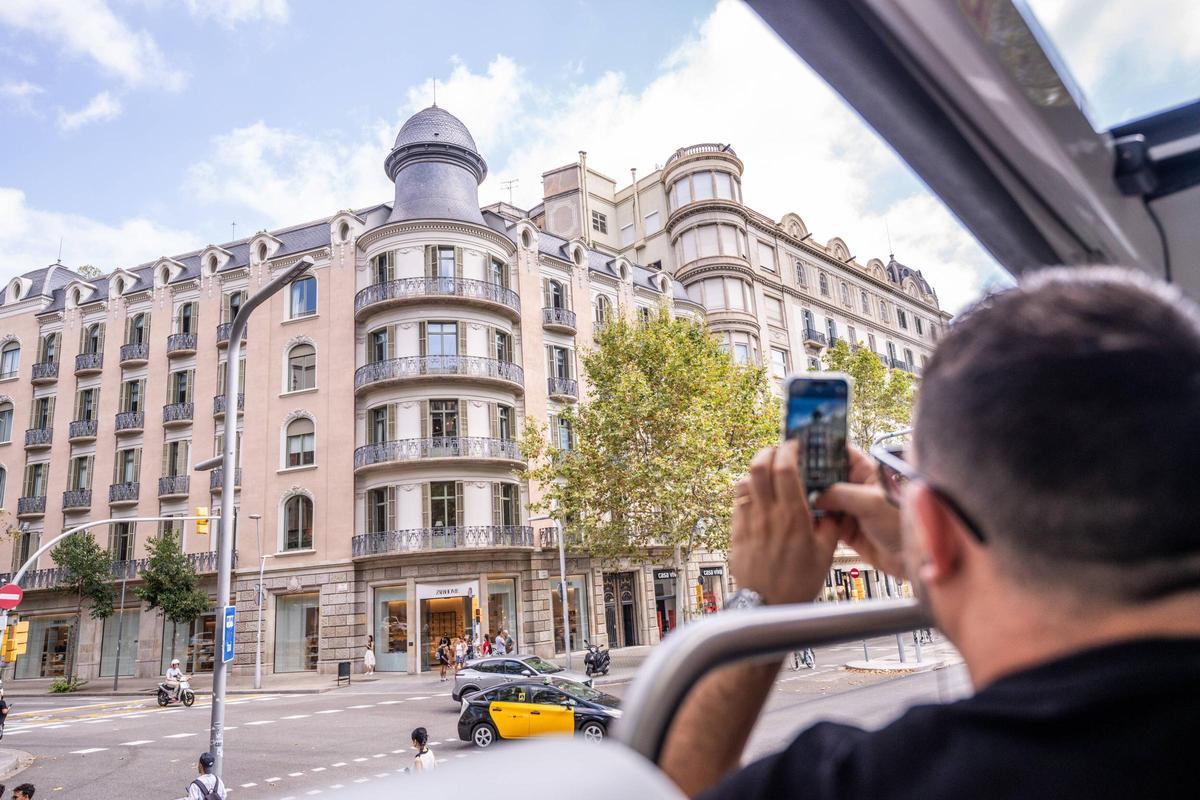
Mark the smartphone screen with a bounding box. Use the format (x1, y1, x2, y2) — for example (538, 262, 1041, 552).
(784, 374, 850, 493)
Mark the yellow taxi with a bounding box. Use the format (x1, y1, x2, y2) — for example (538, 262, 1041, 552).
(457, 676, 622, 748)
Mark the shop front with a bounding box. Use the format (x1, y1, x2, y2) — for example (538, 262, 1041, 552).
(14, 616, 73, 679)
(373, 586, 409, 672)
(99, 609, 139, 678)
(698, 566, 727, 615)
(603, 571, 640, 648)
(275, 593, 320, 672)
(162, 611, 216, 673)
(550, 575, 590, 653)
(653, 569, 678, 637)
(417, 580, 478, 671)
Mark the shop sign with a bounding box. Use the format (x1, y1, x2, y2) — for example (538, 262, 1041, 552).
(700, 566, 725, 577)
(654, 569, 677, 580)
(416, 580, 479, 601)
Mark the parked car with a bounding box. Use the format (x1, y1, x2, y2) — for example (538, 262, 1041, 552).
(451, 654, 593, 702)
(457, 676, 622, 748)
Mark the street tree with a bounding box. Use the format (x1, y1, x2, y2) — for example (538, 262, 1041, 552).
(50, 532, 115, 685)
(521, 306, 778, 573)
(821, 338, 916, 450)
(136, 530, 210, 627)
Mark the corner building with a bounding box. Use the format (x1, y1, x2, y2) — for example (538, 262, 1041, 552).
(0, 108, 948, 680)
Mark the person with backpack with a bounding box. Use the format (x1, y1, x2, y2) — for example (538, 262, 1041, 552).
(411, 726, 437, 772)
(184, 752, 226, 799)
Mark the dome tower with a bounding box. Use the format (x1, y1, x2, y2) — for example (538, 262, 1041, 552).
(384, 106, 488, 225)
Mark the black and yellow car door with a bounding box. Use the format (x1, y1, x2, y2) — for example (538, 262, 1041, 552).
(489, 686, 533, 738)
(527, 687, 575, 736)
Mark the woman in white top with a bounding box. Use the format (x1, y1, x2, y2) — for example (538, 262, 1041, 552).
(411, 727, 436, 772)
(363, 635, 376, 676)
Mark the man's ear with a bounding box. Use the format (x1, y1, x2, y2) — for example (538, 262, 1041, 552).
(910, 484, 965, 585)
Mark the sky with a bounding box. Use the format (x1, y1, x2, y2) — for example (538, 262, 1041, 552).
(0, 0, 1197, 313)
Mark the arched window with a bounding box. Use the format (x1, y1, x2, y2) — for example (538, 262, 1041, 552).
(879, 300, 889, 321)
(83, 324, 102, 354)
(289, 276, 317, 319)
(0, 400, 12, 443)
(547, 280, 566, 310)
(818, 273, 829, 297)
(860, 290, 870, 314)
(286, 417, 315, 467)
(179, 303, 194, 335)
(283, 494, 313, 550)
(338, 222, 350, 242)
(840, 282, 850, 306)
(594, 295, 613, 326)
(287, 344, 316, 392)
(0, 341, 20, 379)
(128, 313, 146, 345)
(257, 243, 268, 262)
(206, 255, 219, 274)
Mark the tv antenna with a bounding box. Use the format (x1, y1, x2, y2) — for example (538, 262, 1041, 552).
(500, 179, 519, 205)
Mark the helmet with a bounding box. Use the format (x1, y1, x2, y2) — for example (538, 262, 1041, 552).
(171, 658, 180, 666)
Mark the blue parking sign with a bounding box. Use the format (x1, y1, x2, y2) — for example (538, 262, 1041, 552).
(222, 605, 236, 663)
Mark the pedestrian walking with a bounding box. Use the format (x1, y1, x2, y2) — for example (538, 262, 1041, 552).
(466, 633, 475, 661)
(454, 636, 466, 672)
(183, 753, 225, 799)
(493, 631, 507, 655)
(481, 634, 492, 656)
(411, 727, 437, 772)
(437, 640, 450, 681)
(504, 630, 514, 654)
(364, 634, 376, 676)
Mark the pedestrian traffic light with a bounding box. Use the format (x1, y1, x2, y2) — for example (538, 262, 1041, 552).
(196, 506, 210, 536)
(13, 620, 29, 655)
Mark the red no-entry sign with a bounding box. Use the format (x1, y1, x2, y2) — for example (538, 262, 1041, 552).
(849, 568, 861, 580)
(0, 583, 24, 610)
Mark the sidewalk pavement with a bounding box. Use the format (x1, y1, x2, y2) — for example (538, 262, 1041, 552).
(0, 748, 32, 780)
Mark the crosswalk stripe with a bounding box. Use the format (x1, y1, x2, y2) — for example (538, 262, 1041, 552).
(164, 732, 196, 738)
(72, 747, 108, 754)
(121, 740, 154, 746)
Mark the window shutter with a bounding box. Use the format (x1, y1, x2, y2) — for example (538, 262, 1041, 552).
(454, 247, 464, 279)
(84, 455, 94, 488)
(185, 369, 195, 403)
(549, 414, 559, 448)
(385, 251, 394, 282)
(120, 381, 129, 411)
(73, 390, 83, 420)
(486, 326, 495, 360)
(454, 482, 464, 527)
(542, 278, 550, 308)
(161, 443, 171, 476)
(138, 379, 147, 412)
(417, 322, 427, 358)
(113, 451, 122, 483)
(133, 447, 141, 481)
(492, 483, 502, 526)
(424, 245, 435, 278)
(47, 396, 55, 424)
(564, 281, 571, 310)
(421, 483, 430, 528)
(23, 466, 33, 496)
(387, 324, 396, 360)
(78, 326, 86, 353)
(456, 323, 466, 358)
(490, 403, 499, 439)
(125, 315, 133, 345)
(386, 485, 397, 532)
(546, 345, 553, 377)
(386, 403, 397, 441)
(419, 400, 429, 439)
(458, 398, 468, 438)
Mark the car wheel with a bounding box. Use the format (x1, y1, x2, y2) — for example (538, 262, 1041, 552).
(580, 721, 606, 743)
(472, 722, 498, 748)
(460, 686, 479, 699)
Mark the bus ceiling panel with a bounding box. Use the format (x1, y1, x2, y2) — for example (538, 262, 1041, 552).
(747, 0, 1166, 281)
(1148, 188, 1200, 301)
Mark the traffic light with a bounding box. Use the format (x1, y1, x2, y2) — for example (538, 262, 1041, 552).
(13, 620, 29, 655)
(196, 506, 210, 536)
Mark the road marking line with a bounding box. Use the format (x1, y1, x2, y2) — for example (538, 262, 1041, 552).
(353, 757, 368, 762)
(164, 732, 196, 738)
(353, 778, 368, 784)
(455, 754, 468, 758)
(288, 771, 304, 777)
(347, 704, 374, 709)
(310, 766, 326, 772)
(315, 709, 342, 714)
(265, 777, 282, 783)
(281, 714, 311, 719)
(372, 753, 386, 758)
(391, 749, 405, 754)
(306, 791, 322, 796)
(44, 724, 71, 729)
(121, 740, 154, 746)
(225, 726, 239, 730)
(329, 785, 344, 790)
(81, 718, 110, 724)
(240, 783, 257, 788)
(377, 700, 403, 705)
(430, 740, 441, 745)
(331, 762, 347, 767)
(374, 772, 389, 778)
(72, 747, 108, 754)
(408, 696, 429, 700)
(245, 720, 275, 726)
(3, 730, 27, 736)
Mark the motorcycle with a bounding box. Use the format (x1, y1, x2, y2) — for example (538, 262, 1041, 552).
(157, 676, 196, 707)
(584, 641, 610, 677)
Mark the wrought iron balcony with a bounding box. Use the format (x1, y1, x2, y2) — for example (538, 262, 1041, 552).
(887, 356, 910, 371)
(215, 322, 246, 347)
(354, 355, 524, 392)
(539, 528, 585, 549)
(119, 342, 150, 365)
(31, 360, 59, 384)
(62, 489, 92, 510)
(353, 436, 523, 470)
(163, 402, 194, 426)
(68, 418, 98, 442)
(542, 306, 577, 333)
(115, 410, 144, 433)
(354, 277, 521, 319)
(352, 526, 534, 557)
(547, 376, 579, 401)
(74, 352, 103, 375)
(158, 474, 190, 498)
(24, 427, 52, 449)
(213, 393, 244, 417)
(165, 332, 197, 357)
(108, 482, 140, 505)
(802, 327, 828, 346)
(209, 467, 242, 492)
(20, 550, 235, 591)
(16, 496, 46, 518)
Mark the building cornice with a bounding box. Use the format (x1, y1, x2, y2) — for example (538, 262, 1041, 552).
(357, 220, 516, 256)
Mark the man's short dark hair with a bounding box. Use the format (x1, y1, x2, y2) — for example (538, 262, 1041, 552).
(915, 267, 1200, 600)
(14, 784, 34, 799)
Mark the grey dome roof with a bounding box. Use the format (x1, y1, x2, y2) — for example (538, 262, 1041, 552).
(393, 106, 479, 152)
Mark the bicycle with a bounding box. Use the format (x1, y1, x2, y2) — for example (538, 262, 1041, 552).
(790, 648, 815, 670)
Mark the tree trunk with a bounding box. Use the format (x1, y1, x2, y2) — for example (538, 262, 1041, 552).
(65, 594, 82, 686)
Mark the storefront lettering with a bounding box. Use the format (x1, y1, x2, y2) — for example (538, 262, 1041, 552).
(700, 567, 724, 577)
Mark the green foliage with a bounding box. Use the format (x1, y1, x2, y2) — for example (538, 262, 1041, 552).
(50, 532, 115, 684)
(135, 530, 210, 625)
(821, 339, 916, 450)
(49, 677, 85, 693)
(521, 307, 778, 560)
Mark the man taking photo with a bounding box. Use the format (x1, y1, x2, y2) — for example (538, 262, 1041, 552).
(662, 268, 1200, 798)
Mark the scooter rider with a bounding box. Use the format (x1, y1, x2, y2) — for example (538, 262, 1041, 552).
(165, 659, 185, 702)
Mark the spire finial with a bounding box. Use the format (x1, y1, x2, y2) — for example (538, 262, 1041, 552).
(432, 78, 437, 108)
(885, 219, 894, 261)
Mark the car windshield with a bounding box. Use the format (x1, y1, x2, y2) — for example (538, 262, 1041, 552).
(550, 678, 620, 707)
(523, 656, 562, 674)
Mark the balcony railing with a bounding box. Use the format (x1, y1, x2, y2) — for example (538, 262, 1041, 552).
(538, 529, 585, 549)
(542, 306, 577, 332)
(119, 342, 150, 364)
(24, 427, 52, 448)
(166, 332, 197, 356)
(354, 437, 523, 470)
(887, 356, 911, 371)
(115, 410, 144, 433)
(213, 393, 244, 416)
(31, 361, 59, 383)
(354, 356, 524, 391)
(108, 482, 140, 505)
(163, 402, 194, 425)
(62, 489, 92, 510)
(352, 526, 534, 557)
(74, 352, 103, 374)
(802, 327, 828, 346)
(17, 551, 236, 591)
(209, 467, 242, 492)
(547, 376, 579, 400)
(68, 418, 98, 441)
(354, 277, 521, 317)
(215, 322, 245, 346)
(158, 475, 190, 497)
(16, 496, 46, 517)
(665, 142, 738, 166)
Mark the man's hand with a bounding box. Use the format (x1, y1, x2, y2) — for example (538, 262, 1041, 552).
(731, 440, 840, 605)
(812, 446, 908, 579)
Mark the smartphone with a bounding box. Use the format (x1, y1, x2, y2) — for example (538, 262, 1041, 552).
(784, 373, 850, 494)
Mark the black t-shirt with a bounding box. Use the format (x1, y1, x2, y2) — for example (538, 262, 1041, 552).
(700, 638, 1200, 799)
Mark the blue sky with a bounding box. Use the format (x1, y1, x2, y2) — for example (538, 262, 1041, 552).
(1, 0, 1197, 312)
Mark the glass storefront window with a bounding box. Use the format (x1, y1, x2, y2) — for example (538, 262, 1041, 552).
(487, 578, 517, 650)
(699, 566, 727, 614)
(15, 616, 73, 679)
(375, 587, 408, 672)
(654, 569, 678, 636)
(100, 609, 139, 677)
(275, 593, 320, 672)
(550, 576, 590, 653)
(161, 611, 216, 673)
(420, 596, 471, 670)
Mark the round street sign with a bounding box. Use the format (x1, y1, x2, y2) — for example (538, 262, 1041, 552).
(848, 568, 861, 580)
(0, 583, 23, 610)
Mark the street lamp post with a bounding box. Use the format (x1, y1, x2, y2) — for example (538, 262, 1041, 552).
(249, 513, 266, 691)
(531, 515, 572, 670)
(204, 256, 313, 778)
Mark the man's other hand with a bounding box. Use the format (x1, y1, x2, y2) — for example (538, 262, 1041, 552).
(813, 446, 907, 579)
(730, 440, 839, 605)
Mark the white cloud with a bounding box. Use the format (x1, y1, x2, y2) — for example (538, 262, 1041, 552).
(0, 188, 201, 284)
(57, 91, 123, 131)
(0, 80, 43, 114)
(185, 0, 289, 27)
(0, 0, 185, 90)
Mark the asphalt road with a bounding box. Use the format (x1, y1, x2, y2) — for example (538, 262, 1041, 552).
(2, 637, 970, 798)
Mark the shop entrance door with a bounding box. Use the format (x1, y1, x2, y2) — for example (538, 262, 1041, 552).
(603, 572, 639, 648)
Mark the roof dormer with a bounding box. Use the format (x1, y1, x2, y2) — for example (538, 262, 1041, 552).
(153, 257, 187, 288)
(108, 268, 141, 298)
(779, 212, 809, 241)
(65, 279, 100, 309)
(201, 245, 234, 277)
(827, 236, 851, 262)
(250, 231, 284, 265)
(3, 276, 32, 305)
(330, 210, 365, 246)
